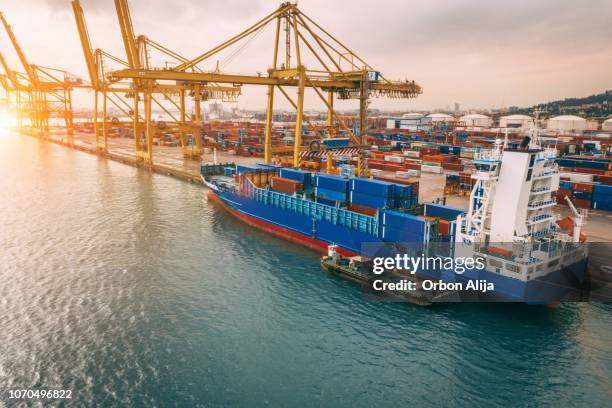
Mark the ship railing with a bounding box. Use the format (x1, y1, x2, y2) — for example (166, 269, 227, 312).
(528, 199, 556, 209)
(241, 177, 378, 235)
(532, 170, 557, 179)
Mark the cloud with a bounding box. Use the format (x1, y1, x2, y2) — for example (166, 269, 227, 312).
(2, 0, 611, 110)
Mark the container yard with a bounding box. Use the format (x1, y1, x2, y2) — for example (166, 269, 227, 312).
(1, 0, 611, 407)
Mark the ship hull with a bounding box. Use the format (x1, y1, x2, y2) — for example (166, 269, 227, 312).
(208, 188, 587, 303)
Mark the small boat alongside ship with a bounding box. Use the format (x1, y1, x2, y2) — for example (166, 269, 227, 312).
(320, 245, 448, 306)
(201, 125, 589, 304)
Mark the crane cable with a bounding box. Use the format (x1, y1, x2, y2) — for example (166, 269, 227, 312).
(219, 22, 270, 70)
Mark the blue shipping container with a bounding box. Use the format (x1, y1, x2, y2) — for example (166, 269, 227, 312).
(393, 184, 413, 199)
(424, 203, 465, 221)
(350, 178, 395, 197)
(223, 166, 236, 177)
(381, 224, 425, 243)
(382, 210, 425, 229)
(315, 174, 349, 192)
(350, 191, 392, 208)
(592, 201, 612, 211)
(317, 197, 337, 207)
(280, 168, 312, 186)
(322, 138, 350, 148)
(236, 164, 260, 174)
(593, 184, 612, 196)
(316, 187, 347, 202)
(572, 191, 592, 200)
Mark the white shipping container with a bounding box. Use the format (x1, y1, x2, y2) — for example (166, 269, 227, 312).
(402, 150, 420, 158)
(559, 172, 594, 183)
(370, 169, 383, 176)
(396, 170, 420, 178)
(421, 164, 442, 174)
(384, 155, 404, 163)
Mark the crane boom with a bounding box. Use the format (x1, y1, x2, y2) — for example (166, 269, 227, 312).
(0, 12, 37, 84)
(114, 0, 141, 69)
(71, 0, 99, 87)
(0, 51, 20, 89)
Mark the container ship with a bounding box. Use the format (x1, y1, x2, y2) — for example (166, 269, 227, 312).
(201, 131, 589, 303)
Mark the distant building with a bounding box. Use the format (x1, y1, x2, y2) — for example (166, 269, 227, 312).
(385, 113, 432, 131)
(602, 118, 612, 132)
(459, 113, 492, 128)
(499, 114, 533, 130)
(426, 113, 456, 129)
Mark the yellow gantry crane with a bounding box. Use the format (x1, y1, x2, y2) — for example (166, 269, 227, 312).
(108, 2, 422, 167)
(72, 0, 142, 152)
(72, 0, 241, 163)
(0, 50, 29, 127)
(0, 11, 84, 135)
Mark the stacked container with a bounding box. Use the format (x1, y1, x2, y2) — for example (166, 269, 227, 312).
(314, 174, 350, 202)
(349, 178, 395, 209)
(280, 168, 312, 188)
(270, 177, 303, 194)
(556, 180, 598, 209)
(592, 184, 612, 211)
(380, 210, 425, 243)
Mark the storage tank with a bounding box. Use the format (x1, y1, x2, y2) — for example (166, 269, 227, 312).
(603, 118, 612, 132)
(386, 114, 432, 131)
(547, 115, 587, 132)
(402, 112, 424, 119)
(459, 113, 492, 128)
(499, 114, 532, 129)
(426, 113, 456, 123)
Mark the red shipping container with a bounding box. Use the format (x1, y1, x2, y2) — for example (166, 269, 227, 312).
(438, 219, 450, 235)
(270, 177, 303, 194)
(572, 198, 591, 209)
(404, 162, 421, 170)
(442, 163, 463, 171)
(597, 175, 612, 185)
(373, 175, 418, 188)
(347, 203, 378, 216)
(572, 182, 594, 193)
(556, 188, 572, 198)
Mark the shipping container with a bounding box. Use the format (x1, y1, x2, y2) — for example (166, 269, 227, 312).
(381, 210, 426, 242)
(350, 190, 392, 209)
(572, 191, 592, 200)
(315, 174, 350, 192)
(236, 164, 260, 174)
(316, 187, 347, 202)
(596, 175, 612, 185)
(280, 168, 312, 186)
(270, 177, 303, 194)
(592, 201, 612, 211)
(424, 203, 465, 221)
(350, 178, 395, 197)
(572, 198, 592, 209)
(347, 203, 378, 216)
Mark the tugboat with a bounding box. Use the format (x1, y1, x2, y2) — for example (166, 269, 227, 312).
(320, 245, 446, 306)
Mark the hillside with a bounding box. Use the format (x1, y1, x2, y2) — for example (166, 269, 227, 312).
(510, 90, 611, 118)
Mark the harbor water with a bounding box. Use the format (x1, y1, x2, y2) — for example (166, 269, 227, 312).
(1, 132, 611, 407)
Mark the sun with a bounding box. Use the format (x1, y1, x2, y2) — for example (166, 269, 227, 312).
(0, 103, 15, 129)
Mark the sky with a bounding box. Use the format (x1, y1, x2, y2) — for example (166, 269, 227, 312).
(0, 0, 611, 112)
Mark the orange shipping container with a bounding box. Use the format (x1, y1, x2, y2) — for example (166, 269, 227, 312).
(270, 176, 303, 194)
(489, 246, 513, 257)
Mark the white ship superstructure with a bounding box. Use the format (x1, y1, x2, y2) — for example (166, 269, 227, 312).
(455, 120, 588, 293)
